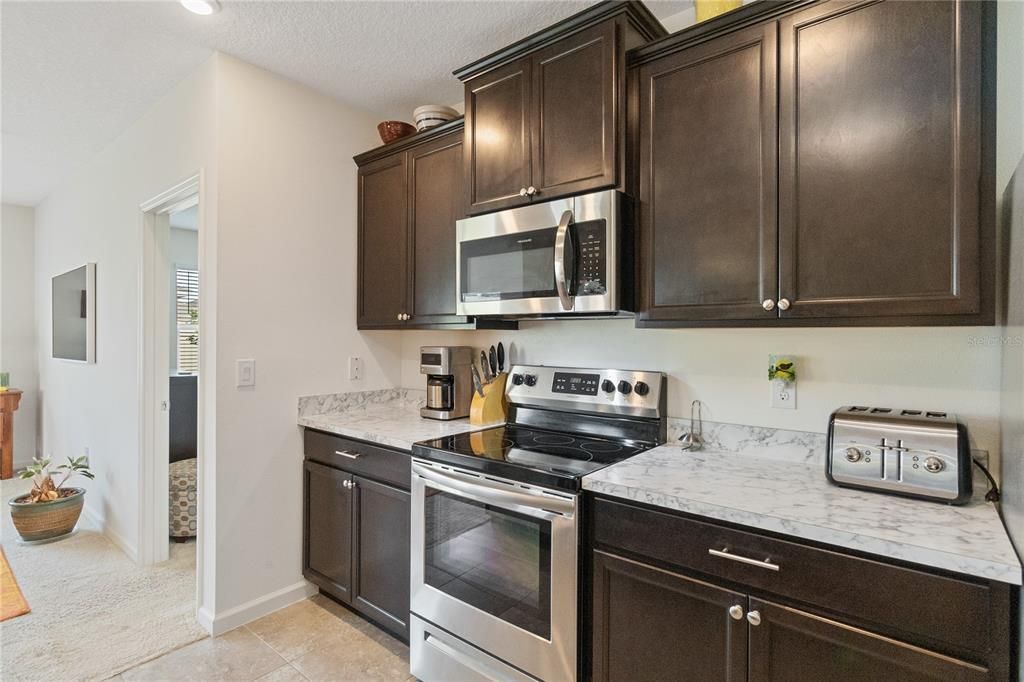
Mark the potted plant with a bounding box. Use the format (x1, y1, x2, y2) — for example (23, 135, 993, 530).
(9, 456, 94, 542)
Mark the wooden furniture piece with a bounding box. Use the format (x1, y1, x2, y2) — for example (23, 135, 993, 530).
(632, 0, 995, 327)
(588, 495, 1013, 680)
(456, 1, 666, 216)
(303, 429, 411, 640)
(355, 119, 516, 330)
(0, 390, 23, 480)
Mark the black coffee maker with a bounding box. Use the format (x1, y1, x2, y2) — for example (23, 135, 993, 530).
(419, 346, 473, 420)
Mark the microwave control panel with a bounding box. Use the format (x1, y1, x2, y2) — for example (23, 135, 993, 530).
(575, 220, 607, 296)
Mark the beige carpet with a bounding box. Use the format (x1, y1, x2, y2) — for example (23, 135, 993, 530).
(0, 477, 207, 681)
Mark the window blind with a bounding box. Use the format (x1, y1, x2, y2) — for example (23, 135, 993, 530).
(176, 268, 199, 374)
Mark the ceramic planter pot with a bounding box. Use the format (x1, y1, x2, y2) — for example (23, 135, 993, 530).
(9, 487, 85, 542)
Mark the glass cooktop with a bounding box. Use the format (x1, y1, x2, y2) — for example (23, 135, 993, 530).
(412, 424, 650, 491)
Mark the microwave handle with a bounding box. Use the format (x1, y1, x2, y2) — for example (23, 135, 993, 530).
(554, 209, 575, 311)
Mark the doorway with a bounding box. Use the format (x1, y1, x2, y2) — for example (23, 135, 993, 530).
(138, 175, 209, 624)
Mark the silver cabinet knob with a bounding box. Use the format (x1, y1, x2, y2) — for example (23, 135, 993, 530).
(924, 456, 945, 473)
(519, 188, 528, 197)
(762, 299, 776, 311)
(729, 605, 744, 621)
(778, 298, 791, 311)
(526, 186, 538, 196)
(746, 610, 762, 626)
(845, 447, 863, 463)
(396, 313, 402, 321)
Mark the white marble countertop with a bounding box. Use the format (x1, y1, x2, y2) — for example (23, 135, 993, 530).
(583, 445, 1022, 585)
(297, 389, 498, 452)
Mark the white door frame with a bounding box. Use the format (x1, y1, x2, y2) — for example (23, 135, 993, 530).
(138, 174, 209, 611)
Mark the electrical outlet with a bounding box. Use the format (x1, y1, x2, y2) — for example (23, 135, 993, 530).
(348, 357, 364, 381)
(236, 359, 256, 388)
(770, 380, 796, 409)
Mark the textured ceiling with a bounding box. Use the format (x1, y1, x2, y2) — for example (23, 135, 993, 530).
(2, 0, 687, 206)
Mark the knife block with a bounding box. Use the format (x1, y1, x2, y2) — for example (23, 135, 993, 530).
(470, 372, 508, 425)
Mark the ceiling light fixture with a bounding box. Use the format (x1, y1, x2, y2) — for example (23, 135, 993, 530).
(180, 0, 220, 16)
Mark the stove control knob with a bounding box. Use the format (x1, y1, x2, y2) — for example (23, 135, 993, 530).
(524, 374, 538, 387)
(844, 447, 863, 463)
(634, 381, 650, 397)
(601, 379, 616, 393)
(511, 373, 524, 386)
(924, 456, 944, 473)
(617, 380, 632, 395)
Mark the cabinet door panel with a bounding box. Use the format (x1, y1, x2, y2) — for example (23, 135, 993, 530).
(533, 22, 616, 200)
(352, 476, 411, 639)
(358, 154, 408, 327)
(638, 23, 778, 322)
(303, 461, 353, 602)
(592, 550, 747, 682)
(748, 599, 989, 682)
(465, 59, 532, 215)
(409, 132, 466, 324)
(778, 0, 982, 319)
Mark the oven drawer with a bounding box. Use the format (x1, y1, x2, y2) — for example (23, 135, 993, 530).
(304, 429, 411, 489)
(590, 496, 993, 660)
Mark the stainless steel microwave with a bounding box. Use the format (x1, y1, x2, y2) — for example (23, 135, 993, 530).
(455, 190, 632, 318)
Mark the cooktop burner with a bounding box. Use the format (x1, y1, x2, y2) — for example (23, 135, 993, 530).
(413, 424, 650, 491)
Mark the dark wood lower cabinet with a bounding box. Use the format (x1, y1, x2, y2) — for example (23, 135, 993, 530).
(302, 431, 411, 640)
(748, 599, 989, 682)
(592, 550, 748, 682)
(589, 495, 1013, 681)
(351, 476, 410, 637)
(303, 461, 353, 600)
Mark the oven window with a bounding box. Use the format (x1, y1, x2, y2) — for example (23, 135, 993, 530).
(424, 489, 552, 639)
(461, 227, 557, 302)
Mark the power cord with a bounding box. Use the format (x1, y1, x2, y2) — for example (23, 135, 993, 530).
(973, 458, 1000, 502)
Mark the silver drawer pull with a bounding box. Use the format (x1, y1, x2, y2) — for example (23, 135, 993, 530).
(708, 547, 780, 572)
(334, 450, 362, 460)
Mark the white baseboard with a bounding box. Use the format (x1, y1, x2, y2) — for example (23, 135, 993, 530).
(81, 503, 138, 563)
(197, 580, 316, 636)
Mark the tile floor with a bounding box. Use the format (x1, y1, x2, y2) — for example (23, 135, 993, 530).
(116, 595, 411, 681)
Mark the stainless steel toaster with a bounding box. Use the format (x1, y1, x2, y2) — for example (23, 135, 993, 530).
(826, 406, 973, 505)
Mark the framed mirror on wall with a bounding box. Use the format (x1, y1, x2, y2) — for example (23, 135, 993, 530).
(52, 262, 96, 363)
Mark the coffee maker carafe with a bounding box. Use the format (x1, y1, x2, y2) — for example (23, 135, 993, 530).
(420, 346, 473, 420)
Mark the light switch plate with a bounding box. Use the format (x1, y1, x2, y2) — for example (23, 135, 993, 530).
(348, 357, 363, 381)
(236, 358, 256, 388)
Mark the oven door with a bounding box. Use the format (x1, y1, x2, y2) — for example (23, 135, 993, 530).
(410, 459, 578, 682)
(456, 190, 619, 317)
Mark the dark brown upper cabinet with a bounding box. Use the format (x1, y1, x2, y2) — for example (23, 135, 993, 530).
(357, 153, 408, 328)
(457, 2, 666, 216)
(408, 132, 468, 325)
(356, 120, 513, 330)
(632, 0, 994, 327)
(777, 0, 986, 322)
(637, 22, 778, 323)
(463, 60, 533, 214)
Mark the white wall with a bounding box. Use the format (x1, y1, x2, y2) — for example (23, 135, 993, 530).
(169, 226, 198, 371)
(33, 58, 217, 558)
(402, 324, 1003, 454)
(208, 53, 400, 625)
(0, 203, 38, 468)
(993, 1, 1024, 674)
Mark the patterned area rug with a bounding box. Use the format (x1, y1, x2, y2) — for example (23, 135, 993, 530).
(1, 546, 30, 621)
(0, 477, 207, 681)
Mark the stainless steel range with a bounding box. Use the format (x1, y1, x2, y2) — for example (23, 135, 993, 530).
(409, 365, 667, 682)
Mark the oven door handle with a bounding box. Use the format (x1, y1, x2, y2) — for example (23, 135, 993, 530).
(554, 209, 575, 311)
(412, 462, 575, 519)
